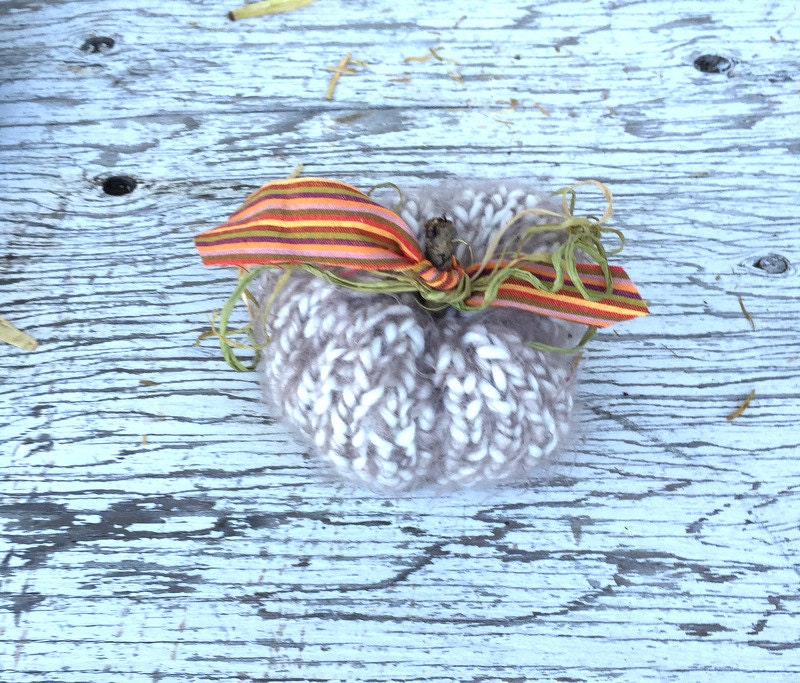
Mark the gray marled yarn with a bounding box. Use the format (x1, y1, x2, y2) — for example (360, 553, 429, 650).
(254, 182, 581, 491)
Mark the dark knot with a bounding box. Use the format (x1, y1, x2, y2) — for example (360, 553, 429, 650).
(423, 216, 457, 271)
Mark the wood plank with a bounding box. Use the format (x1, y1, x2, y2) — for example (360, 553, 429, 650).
(1, 0, 799, 681)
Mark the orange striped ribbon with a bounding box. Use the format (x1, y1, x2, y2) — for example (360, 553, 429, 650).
(195, 177, 648, 328)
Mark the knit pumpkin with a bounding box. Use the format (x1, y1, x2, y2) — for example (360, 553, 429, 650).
(195, 179, 647, 491)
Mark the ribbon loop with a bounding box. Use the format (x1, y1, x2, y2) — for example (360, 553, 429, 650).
(194, 177, 649, 331)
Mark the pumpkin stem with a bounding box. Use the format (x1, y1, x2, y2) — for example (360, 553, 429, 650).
(423, 216, 457, 271)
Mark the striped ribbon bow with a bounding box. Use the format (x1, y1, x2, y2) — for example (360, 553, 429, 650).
(195, 177, 648, 348)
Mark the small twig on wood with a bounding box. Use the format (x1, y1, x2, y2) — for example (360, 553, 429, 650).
(403, 46, 458, 64)
(404, 49, 436, 64)
(738, 295, 755, 331)
(0, 316, 38, 351)
(661, 344, 680, 358)
(334, 112, 368, 124)
(402, 47, 461, 81)
(325, 52, 366, 100)
(727, 389, 756, 421)
(429, 47, 447, 62)
(228, 0, 315, 21)
(534, 102, 552, 117)
(495, 98, 521, 114)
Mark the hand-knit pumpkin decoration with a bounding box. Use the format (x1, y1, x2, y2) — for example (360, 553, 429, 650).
(194, 177, 648, 490)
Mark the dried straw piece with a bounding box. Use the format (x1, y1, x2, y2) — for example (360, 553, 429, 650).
(404, 46, 459, 64)
(324, 52, 366, 100)
(0, 316, 38, 351)
(738, 295, 755, 331)
(727, 389, 755, 421)
(404, 50, 435, 64)
(228, 0, 314, 20)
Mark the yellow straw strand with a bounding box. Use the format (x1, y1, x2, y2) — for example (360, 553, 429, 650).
(0, 316, 38, 351)
(325, 52, 356, 100)
(738, 295, 755, 331)
(727, 389, 756, 421)
(228, 0, 315, 20)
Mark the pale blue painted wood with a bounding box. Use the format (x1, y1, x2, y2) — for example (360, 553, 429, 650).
(1, 0, 799, 681)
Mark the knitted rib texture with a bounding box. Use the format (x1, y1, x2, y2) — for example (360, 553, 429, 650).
(254, 182, 580, 491)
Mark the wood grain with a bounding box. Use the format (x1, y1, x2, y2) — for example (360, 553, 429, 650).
(1, 0, 799, 681)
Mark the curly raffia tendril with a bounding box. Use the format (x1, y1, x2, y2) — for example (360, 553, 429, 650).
(194, 177, 648, 370)
(477, 180, 624, 305)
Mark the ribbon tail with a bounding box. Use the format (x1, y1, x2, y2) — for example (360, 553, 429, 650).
(466, 261, 649, 328)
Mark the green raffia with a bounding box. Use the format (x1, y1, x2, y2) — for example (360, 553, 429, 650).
(207, 180, 625, 368)
(527, 325, 597, 354)
(366, 181, 404, 212)
(214, 267, 271, 371)
(476, 180, 623, 306)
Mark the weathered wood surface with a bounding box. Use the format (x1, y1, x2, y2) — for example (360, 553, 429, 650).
(1, 0, 799, 680)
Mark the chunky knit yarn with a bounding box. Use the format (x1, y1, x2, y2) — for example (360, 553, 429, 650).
(253, 182, 581, 491)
